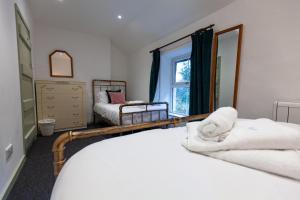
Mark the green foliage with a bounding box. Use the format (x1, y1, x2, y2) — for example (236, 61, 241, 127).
(174, 87, 190, 115)
(173, 60, 191, 115)
(180, 60, 191, 81)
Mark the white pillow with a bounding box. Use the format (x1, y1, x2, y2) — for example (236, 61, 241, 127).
(96, 91, 109, 104)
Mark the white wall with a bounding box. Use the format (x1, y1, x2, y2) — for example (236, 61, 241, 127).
(159, 54, 172, 103)
(128, 0, 300, 119)
(0, 0, 34, 198)
(33, 24, 112, 123)
(111, 43, 128, 82)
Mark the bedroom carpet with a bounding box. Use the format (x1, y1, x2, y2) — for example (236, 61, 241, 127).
(6, 124, 114, 200)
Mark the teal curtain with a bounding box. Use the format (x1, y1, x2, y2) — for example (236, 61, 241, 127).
(189, 29, 213, 115)
(149, 49, 160, 102)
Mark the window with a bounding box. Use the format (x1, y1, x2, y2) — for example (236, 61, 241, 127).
(171, 58, 191, 116)
(158, 44, 192, 116)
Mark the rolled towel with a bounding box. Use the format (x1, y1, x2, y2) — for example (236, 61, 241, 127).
(201, 123, 218, 134)
(197, 107, 237, 141)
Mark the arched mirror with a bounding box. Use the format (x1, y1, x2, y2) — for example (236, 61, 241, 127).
(49, 50, 73, 78)
(210, 24, 243, 112)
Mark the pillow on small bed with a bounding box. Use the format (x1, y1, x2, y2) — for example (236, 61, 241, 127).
(106, 89, 121, 103)
(96, 91, 109, 104)
(109, 92, 126, 104)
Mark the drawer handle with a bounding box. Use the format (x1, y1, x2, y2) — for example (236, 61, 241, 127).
(72, 113, 80, 116)
(47, 106, 55, 109)
(72, 87, 79, 91)
(72, 105, 79, 108)
(72, 96, 79, 99)
(48, 115, 55, 118)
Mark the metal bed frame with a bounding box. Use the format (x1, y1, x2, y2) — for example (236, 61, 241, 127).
(92, 80, 169, 125)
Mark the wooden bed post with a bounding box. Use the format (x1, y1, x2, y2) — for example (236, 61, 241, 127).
(53, 131, 73, 176)
(52, 114, 209, 177)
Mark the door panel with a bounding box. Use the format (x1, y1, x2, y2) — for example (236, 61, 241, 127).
(23, 108, 35, 136)
(23, 98, 34, 111)
(22, 64, 33, 78)
(21, 76, 34, 98)
(19, 20, 30, 44)
(16, 6, 37, 152)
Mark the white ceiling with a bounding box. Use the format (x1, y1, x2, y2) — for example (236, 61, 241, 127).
(29, 0, 235, 53)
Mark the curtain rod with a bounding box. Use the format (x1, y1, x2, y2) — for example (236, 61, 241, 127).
(149, 24, 215, 53)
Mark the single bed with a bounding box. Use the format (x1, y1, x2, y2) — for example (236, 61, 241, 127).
(92, 80, 168, 125)
(51, 116, 300, 200)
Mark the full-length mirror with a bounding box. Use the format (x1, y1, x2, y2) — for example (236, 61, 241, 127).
(210, 24, 243, 112)
(49, 50, 73, 78)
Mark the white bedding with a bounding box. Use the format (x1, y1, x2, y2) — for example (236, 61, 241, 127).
(94, 101, 166, 125)
(183, 119, 300, 180)
(94, 102, 143, 125)
(51, 123, 300, 200)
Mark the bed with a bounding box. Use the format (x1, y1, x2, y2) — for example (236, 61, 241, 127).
(92, 80, 168, 125)
(51, 115, 300, 200)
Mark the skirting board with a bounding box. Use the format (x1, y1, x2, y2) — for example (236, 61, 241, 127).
(0, 155, 26, 200)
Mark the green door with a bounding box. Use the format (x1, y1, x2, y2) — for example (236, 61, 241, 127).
(15, 6, 37, 152)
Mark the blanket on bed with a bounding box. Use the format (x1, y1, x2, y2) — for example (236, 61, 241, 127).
(182, 119, 300, 180)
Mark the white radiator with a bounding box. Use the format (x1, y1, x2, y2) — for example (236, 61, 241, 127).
(273, 101, 300, 124)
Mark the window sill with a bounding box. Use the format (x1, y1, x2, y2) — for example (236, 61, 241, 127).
(169, 113, 187, 118)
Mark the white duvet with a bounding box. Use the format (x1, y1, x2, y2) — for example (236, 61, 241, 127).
(51, 121, 300, 200)
(94, 101, 145, 125)
(183, 119, 300, 180)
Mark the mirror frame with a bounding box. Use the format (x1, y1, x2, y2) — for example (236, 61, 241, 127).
(209, 24, 243, 112)
(49, 50, 74, 78)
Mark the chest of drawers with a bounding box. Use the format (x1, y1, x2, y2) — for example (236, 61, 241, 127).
(35, 81, 87, 131)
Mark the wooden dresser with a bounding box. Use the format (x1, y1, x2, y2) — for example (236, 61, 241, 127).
(35, 81, 87, 131)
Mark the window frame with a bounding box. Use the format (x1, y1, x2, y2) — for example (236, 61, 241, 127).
(170, 55, 191, 116)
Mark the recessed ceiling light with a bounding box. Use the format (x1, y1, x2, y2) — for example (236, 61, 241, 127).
(117, 15, 123, 20)
(57, 0, 64, 2)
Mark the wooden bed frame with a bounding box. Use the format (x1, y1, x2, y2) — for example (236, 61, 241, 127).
(92, 80, 169, 125)
(52, 113, 209, 176)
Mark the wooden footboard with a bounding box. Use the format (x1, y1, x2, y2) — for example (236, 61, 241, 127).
(52, 114, 209, 177)
(119, 102, 169, 125)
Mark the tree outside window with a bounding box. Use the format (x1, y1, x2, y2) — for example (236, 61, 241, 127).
(172, 59, 191, 115)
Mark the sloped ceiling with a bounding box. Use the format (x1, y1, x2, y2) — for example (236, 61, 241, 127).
(29, 0, 235, 53)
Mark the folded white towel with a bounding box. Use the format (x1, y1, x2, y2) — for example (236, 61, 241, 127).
(185, 118, 300, 152)
(183, 119, 300, 180)
(207, 150, 300, 181)
(198, 107, 237, 141)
